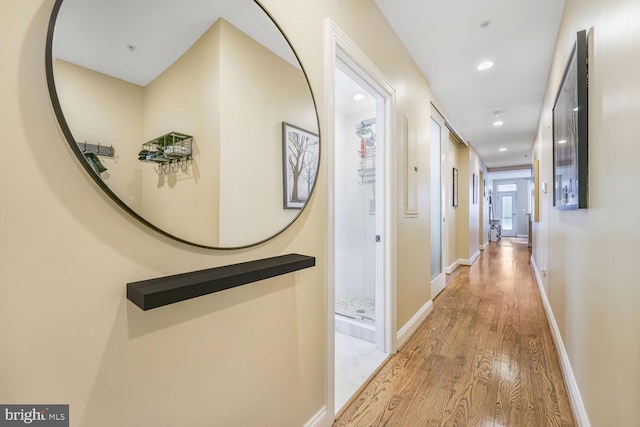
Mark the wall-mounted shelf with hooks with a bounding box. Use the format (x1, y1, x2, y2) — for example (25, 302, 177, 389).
(138, 132, 193, 175)
(76, 141, 114, 157)
(77, 141, 113, 174)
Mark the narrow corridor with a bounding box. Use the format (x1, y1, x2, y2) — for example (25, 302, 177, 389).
(335, 240, 575, 426)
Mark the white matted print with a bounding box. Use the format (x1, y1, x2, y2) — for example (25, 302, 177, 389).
(282, 122, 319, 209)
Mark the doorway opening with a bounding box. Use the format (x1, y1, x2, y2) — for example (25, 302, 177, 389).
(499, 191, 517, 238)
(333, 62, 387, 413)
(327, 21, 396, 417)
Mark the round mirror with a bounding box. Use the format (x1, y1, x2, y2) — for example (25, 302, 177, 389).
(46, 0, 320, 249)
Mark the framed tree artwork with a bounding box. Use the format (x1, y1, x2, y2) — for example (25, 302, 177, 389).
(282, 122, 320, 209)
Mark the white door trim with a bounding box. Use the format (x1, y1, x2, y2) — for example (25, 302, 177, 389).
(325, 18, 397, 419)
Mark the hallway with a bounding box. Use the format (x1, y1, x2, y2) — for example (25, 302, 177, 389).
(334, 241, 575, 426)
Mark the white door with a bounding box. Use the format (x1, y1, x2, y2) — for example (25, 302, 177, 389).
(499, 192, 517, 237)
(430, 114, 445, 297)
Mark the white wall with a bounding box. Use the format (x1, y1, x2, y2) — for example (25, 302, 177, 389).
(532, 0, 640, 424)
(335, 113, 376, 301)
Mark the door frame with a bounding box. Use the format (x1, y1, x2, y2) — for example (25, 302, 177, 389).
(326, 19, 397, 417)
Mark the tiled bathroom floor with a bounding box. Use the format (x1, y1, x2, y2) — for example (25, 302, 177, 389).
(335, 294, 376, 321)
(335, 330, 388, 411)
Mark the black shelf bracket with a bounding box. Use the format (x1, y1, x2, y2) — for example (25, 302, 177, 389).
(127, 254, 315, 311)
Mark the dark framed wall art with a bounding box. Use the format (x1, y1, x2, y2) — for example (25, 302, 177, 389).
(282, 122, 319, 209)
(553, 29, 589, 209)
(452, 167, 458, 207)
(473, 173, 478, 204)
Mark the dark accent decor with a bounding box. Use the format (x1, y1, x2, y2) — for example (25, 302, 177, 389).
(127, 254, 315, 310)
(553, 29, 589, 209)
(452, 167, 458, 207)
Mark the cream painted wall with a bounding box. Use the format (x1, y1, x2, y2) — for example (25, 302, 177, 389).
(1, 2, 323, 426)
(143, 20, 223, 246)
(217, 19, 312, 247)
(445, 134, 460, 268)
(532, 0, 640, 424)
(456, 145, 470, 261)
(467, 146, 482, 257)
(53, 60, 144, 211)
(0, 0, 437, 426)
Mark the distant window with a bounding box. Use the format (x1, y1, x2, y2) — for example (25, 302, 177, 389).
(497, 183, 517, 192)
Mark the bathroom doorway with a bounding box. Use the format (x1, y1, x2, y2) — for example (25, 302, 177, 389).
(327, 22, 396, 416)
(333, 63, 387, 412)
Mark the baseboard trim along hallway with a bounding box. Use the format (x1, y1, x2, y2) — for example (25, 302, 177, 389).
(445, 250, 481, 274)
(396, 299, 434, 349)
(304, 406, 328, 427)
(531, 256, 591, 427)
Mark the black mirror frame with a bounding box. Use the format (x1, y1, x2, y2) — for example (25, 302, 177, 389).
(45, 0, 321, 250)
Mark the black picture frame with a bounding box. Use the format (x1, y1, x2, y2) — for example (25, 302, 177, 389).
(282, 122, 320, 209)
(553, 29, 589, 209)
(452, 167, 458, 207)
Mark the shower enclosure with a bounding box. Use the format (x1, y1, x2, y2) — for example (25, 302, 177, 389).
(335, 117, 377, 342)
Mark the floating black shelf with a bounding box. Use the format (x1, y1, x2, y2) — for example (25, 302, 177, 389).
(127, 254, 315, 311)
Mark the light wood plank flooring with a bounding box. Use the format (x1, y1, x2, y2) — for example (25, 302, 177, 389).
(334, 240, 575, 426)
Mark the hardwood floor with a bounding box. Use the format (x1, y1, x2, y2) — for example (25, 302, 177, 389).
(334, 240, 575, 427)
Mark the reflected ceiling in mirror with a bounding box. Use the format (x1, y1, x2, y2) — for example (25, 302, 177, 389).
(47, 0, 320, 249)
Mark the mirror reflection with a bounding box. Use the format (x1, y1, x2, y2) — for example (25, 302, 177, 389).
(49, 0, 319, 248)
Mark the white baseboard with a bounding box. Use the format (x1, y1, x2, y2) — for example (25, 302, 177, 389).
(445, 251, 481, 273)
(468, 250, 480, 265)
(517, 234, 529, 238)
(445, 260, 460, 274)
(303, 406, 328, 427)
(480, 242, 489, 251)
(530, 256, 590, 427)
(397, 299, 433, 349)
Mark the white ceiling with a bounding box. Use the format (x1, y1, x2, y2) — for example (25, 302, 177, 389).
(53, 0, 297, 87)
(375, 0, 566, 168)
(54, 0, 565, 168)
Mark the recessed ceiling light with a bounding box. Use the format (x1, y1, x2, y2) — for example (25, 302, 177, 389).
(352, 93, 365, 101)
(558, 139, 567, 144)
(477, 61, 494, 71)
(493, 120, 504, 127)
(499, 147, 508, 152)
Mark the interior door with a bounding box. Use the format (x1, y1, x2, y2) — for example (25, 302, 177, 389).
(430, 114, 445, 297)
(499, 192, 517, 237)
